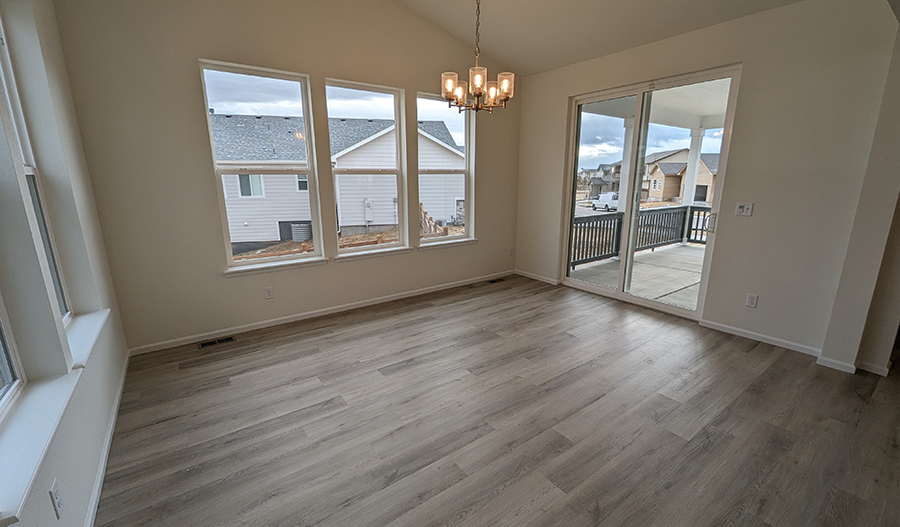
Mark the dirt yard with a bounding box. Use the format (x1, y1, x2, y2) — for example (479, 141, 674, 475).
(233, 225, 466, 261)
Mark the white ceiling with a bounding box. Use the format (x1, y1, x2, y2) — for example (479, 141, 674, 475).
(391, 0, 808, 76)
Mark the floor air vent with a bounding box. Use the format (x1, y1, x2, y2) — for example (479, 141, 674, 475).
(198, 336, 236, 349)
(487, 278, 506, 284)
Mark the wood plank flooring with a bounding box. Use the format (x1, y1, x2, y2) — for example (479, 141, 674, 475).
(95, 276, 900, 526)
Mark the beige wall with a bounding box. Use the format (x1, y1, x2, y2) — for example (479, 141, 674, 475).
(52, 0, 520, 351)
(2, 0, 129, 525)
(516, 0, 897, 352)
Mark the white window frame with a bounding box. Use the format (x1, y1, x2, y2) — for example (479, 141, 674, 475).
(237, 173, 265, 198)
(297, 174, 308, 192)
(416, 93, 475, 244)
(200, 60, 324, 270)
(326, 79, 407, 254)
(0, 289, 24, 424)
(0, 23, 70, 325)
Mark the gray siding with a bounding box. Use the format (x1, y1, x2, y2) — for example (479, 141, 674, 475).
(222, 174, 311, 242)
(419, 174, 465, 224)
(335, 174, 399, 227)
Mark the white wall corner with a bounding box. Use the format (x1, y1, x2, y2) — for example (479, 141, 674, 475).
(815, 355, 858, 374)
(515, 269, 561, 286)
(857, 360, 891, 377)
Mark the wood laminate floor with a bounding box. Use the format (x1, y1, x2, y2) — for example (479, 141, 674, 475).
(95, 276, 900, 526)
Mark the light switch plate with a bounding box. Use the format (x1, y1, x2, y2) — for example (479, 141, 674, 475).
(735, 202, 754, 216)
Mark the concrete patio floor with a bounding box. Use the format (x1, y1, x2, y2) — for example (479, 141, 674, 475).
(569, 243, 705, 310)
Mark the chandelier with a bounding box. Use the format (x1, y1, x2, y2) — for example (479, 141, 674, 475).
(441, 0, 514, 113)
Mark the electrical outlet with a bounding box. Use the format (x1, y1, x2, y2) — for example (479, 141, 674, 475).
(735, 202, 754, 216)
(263, 286, 274, 300)
(49, 478, 62, 520)
(746, 293, 758, 308)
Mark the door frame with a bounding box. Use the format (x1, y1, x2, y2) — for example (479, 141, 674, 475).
(559, 63, 742, 321)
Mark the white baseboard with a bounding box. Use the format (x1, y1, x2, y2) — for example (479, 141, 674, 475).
(856, 360, 891, 377)
(129, 270, 516, 356)
(514, 269, 560, 285)
(699, 319, 822, 358)
(815, 355, 857, 374)
(84, 352, 130, 527)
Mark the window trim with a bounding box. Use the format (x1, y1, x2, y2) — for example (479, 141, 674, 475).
(416, 92, 475, 245)
(237, 173, 265, 198)
(199, 60, 323, 270)
(23, 166, 72, 324)
(0, 288, 25, 425)
(326, 79, 408, 255)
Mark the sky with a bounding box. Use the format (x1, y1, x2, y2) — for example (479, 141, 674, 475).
(577, 114, 724, 170)
(203, 69, 465, 146)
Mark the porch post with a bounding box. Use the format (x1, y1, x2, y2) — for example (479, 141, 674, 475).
(612, 117, 635, 261)
(681, 128, 705, 206)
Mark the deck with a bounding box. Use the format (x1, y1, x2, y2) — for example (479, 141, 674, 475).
(569, 243, 705, 310)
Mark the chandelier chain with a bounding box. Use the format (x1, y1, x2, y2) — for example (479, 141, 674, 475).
(475, 0, 480, 60)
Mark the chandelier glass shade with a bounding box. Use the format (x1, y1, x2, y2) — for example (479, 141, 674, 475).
(441, 0, 514, 112)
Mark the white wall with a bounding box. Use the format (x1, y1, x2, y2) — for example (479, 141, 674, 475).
(51, 0, 520, 351)
(516, 0, 897, 353)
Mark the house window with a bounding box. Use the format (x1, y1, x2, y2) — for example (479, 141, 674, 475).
(326, 82, 405, 252)
(201, 62, 321, 265)
(238, 174, 264, 197)
(25, 171, 69, 319)
(416, 95, 472, 241)
(0, 319, 16, 404)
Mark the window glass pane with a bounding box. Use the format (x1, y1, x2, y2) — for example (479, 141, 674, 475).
(326, 86, 397, 170)
(222, 174, 314, 260)
(203, 70, 309, 166)
(202, 66, 319, 263)
(327, 85, 401, 250)
(0, 322, 16, 399)
(297, 175, 308, 191)
(25, 174, 68, 316)
(335, 174, 399, 247)
(416, 97, 465, 170)
(250, 174, 263, 196)
(419, 174, 466, 238)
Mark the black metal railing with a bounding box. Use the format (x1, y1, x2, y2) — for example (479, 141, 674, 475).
(570, 204, 712, 268)
(571, 212, 623, 266)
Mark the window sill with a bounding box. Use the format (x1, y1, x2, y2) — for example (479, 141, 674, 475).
(0, 309, 111, 526)
(417, 237, 478, 251)
(0, 370, 82, 526)
(66, 309, 110, 369)
(334, 245, 412, 262)
(224, 256, 329, 277)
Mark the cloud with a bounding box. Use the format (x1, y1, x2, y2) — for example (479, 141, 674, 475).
(204, 70, 306, 117)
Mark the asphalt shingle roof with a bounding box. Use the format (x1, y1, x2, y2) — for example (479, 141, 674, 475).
(209, 113, 461, 162)
(658, 162, 687, 175)
(700, 153, 720, 174)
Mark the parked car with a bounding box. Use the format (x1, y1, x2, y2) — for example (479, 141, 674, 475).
(592, 192, 619, 211)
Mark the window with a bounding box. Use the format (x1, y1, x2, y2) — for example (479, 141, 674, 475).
(201, 62, 321, 265)
(326, 82, 404, 251)
(0, 320, 16, 404)
(238, 174, 264, 197)
(416, 95, 471, 242)
(25, 171, 69, 318)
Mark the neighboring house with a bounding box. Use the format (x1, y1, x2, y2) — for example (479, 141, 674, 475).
(647, 151, 719, 204)
(590, 148, 688, 199)
(209, 114, 464, 247)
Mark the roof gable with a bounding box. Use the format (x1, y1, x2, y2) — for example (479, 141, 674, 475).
(657, 162, 687, 175)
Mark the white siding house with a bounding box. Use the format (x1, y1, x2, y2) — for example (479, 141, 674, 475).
(213, 114, 464, 246)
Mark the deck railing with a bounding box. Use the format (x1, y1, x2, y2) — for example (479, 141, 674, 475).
(570, 204, 712, 268)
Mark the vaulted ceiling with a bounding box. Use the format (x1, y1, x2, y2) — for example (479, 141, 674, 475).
(392, 0, 811, 76)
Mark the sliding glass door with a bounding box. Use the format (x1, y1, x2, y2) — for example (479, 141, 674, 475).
(566, 70, 738, 316)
